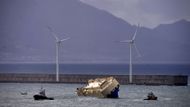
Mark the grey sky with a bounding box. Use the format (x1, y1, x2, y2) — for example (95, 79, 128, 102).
(80, 0, 190, 28)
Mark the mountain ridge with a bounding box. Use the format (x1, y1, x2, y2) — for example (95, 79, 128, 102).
(0, 0, 190, 64)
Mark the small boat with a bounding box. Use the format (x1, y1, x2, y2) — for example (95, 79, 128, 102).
(33, 88, 54, 100)
(144, 92, 157, 100)
(76, 77, 120, 98)
(20, 91, 28, 95)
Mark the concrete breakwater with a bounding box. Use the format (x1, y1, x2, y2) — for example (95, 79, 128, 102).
(0, 73, 188, 86)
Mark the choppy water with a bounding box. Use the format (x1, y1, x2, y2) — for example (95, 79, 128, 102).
(0, 83, 190, 107)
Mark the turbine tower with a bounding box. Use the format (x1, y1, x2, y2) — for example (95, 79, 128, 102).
(120, 24, 141, 84)
(47, 26, 70, 82)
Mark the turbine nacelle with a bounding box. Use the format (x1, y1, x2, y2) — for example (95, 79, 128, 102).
(129, 40, 134, 44)
(120, 40, 134, 44)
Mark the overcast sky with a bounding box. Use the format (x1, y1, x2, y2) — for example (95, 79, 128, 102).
(80, 0, 190, 28)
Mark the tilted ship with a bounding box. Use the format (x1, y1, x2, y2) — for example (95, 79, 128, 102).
(76, 77, 120, 98)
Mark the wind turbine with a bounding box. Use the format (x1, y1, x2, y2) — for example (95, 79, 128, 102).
(47, 26, 70, 82)
(120, 24, 141, 84)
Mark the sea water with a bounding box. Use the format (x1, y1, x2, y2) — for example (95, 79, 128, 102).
(0, 63, 190, 75)
(0, 83, 190, 107)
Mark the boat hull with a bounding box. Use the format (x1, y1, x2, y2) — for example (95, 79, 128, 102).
(33, 95, 54, 100)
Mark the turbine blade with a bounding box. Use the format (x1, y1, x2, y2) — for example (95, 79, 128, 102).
(132, 23, 140, 41)
(133, 43, 141, 57)
(47, 26, 59, 41)
(120, 40, 131, 43)
(60, 37, 70, 42)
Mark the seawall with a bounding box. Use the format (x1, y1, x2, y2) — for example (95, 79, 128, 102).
(0, 73, 188, 86)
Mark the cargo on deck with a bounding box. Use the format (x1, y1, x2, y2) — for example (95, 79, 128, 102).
(76, 77, 120, 98)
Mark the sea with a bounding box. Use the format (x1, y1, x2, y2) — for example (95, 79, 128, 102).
(0, 63, 190, 75)
(0, 83, 189, 107)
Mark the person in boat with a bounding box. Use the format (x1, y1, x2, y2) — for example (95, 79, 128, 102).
(148, 92, 154, 97)
(39, 87, 46, 96)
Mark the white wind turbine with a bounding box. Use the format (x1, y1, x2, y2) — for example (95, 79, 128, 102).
(120, 24, 141, 84)
(47, 26, 70, 82)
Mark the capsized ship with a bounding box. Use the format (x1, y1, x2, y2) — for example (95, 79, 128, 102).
(76, 77, 119, 98)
